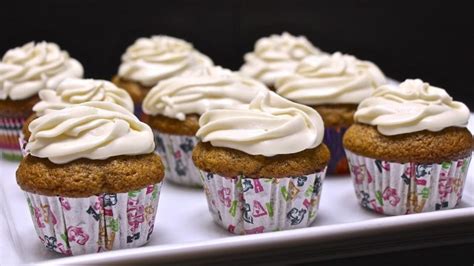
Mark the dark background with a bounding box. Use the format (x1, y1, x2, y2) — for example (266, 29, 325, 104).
(2, 1, 474, 108)
(1, 1, 474, 264)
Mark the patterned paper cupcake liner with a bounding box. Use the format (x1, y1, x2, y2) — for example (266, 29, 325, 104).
(153, 130, 202, 187)
(323, 126, 349, 175)
(200, 169, 327, 234)
(18, 132, 28, 157)
(0, 114, 27, 161)
(24, 182, 162, 256)
(345, 150, 471, 215)
(134, 105, 144, 121)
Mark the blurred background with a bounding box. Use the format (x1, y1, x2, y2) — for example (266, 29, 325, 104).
(2, 1, 473, 108)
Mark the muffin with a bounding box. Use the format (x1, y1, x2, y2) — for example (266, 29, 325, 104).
(142, 66, 268, 187)
(16, 102, 164, 255)
(193, 90, 330, 234)
(20, 78, 134, 154)
(343, 79, 472, 215)
(239, 32, 321, 90)
(276, 52, 386, 175)
(112, 35, 213, 118)
(0, 41, 83, 160)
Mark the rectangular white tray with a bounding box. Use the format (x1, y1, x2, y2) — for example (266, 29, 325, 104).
(1, 117, 473, 265)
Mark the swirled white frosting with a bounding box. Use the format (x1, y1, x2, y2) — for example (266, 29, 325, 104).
(27, 102, 155, 164)
(275, 52, 386, 105)
(142, 66, 269, 120)
(118, 35, 213, 86)
(355, 79, 470, 135)
(33, 78, 134, 116)
(196, 90, 324, 156)
(239, 32, 321, 86)
(0, 42, 84, 100)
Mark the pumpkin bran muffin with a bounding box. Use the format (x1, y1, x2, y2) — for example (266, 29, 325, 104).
(275, 53, 386, 175)
(343, 79, 473, 215)
(17, 153, 164, 197)
(194, 91, 329, 234)
(112, 75, 152, 104)
(142, 66, 267, 187)
(0, 95, 39, 116)
(16, 102, 164, 255)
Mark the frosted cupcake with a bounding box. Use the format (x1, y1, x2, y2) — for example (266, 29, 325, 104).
(0, 42, 83, 160)
(276, 52, 386, 175)
(21, 78, 134, 145)
(193, 91, 329, 234)
(142, 66, 268, 187)
(343, 79, 472, 215)
(240, 32, 321, 90)
(112, 35, 213, 117)
(17, 102, 164, 255)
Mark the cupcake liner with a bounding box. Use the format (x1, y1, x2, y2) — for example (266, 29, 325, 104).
(323, 126, 349, 175)
(134, 105, 144, 121)
(18, 132, 28, 157)
(0, 114, 27, 161)
(200, 169, 327, 234)
(345, 150, 471, 215)
(24, 183, 162, 255)
(153, 130, 202, 187)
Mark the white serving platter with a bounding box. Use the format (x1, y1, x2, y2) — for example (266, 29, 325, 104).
(1, 116, 473, 265)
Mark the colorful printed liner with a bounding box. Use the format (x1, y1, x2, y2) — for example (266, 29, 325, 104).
(134, 105, 144, 121)
(323, 126, 349, 175)
(345, 150, 471, 215)
(200, 169, 326, 234)
(153, 130, 202, 187)
(25, 183, 162, 256)
(0, 114, 26, 160)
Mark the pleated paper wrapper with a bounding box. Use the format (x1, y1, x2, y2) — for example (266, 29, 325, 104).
(0, 114, 26, 160)
(24, 183, 162, 256)
(345, 150, 471, 215)
(200, 169, 327, 234)
(324, 126, 349, 175)
(153, 130, 202, 187)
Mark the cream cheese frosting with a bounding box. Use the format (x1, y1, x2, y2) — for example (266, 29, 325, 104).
(33, 78, 134, 116)
(118, 35, 213, 86)
(239, 32, 321, 86)
(275, 52, 386, 105)
(354, 79, 470, 136)
(0, 42, 84, 100)
(196, 90, 324, 156)
(26, 101, 154, 164)
(142, 66, 269, 120)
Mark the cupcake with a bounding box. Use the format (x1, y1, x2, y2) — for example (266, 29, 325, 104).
(240, 32, 321, 90)
(343, 79, 472, 215)
(20, 78, 134, 153)
(142, 66, 268, 187)
(16, 102, 164, 255)
(276, 52, 386, 175)
(193, 90, 330, 234)
(112, 35, 213, 117)
(0, 41, 83, 160)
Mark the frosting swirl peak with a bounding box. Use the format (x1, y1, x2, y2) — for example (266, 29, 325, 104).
(197, 90, 324, 156)
(142, 66, 269, 120)
(276, 52, 386, 105)
(27, 102, 154, 164)
(118, 35, 213, 86)
(33, 78, 134, 116)
(355, 79, 470, 135)
(0, 41, 84, 100)
(240, 32, 321, 86)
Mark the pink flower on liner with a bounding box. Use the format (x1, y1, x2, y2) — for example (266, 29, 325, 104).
(218, 188, 232, 207)
(438, 175, 453, 200)
(382, 187, 401, 206)
(67, 226, 90, 245)
(59, 197, 71, 210)
(351, 164, 367, 184)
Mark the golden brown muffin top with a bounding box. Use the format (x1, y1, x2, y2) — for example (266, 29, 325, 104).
(0, 95, 38, 116)
(192, 141, 330, 178)
(343, 123, 473, 163)
(16, 153, 164, 197)
(111, 75, 152, 104)
(146, 113, 199, 136)
(312, 104, 357, 128)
